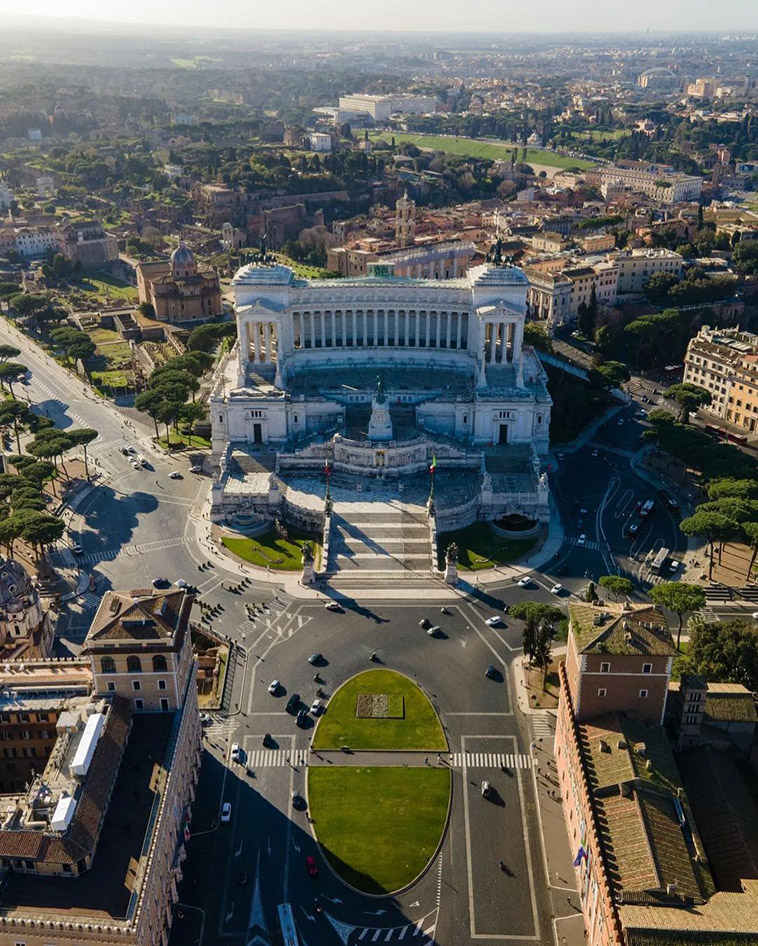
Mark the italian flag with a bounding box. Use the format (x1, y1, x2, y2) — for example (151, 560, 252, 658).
(429, 455, 437, 473)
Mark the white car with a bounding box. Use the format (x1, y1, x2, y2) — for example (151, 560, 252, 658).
(577, 534, 587, 546)
(230, 743, 241, 763)
(310, 699, 322, 716)
(169, 470, 181, 479)
(517, 576, 531, 588)
(137, 455, 148, 467)
(550, 583, 563, 595)
(220, 802, 232, 823)
(325, 601, 341, 611)
(669, 560, 682, 572)
(175, 579, 187, 588)
(752, 612, 758, 621)
(268, 680, 280, 694)
(130, 459, 141, 469)
(189, 464, 202, 473)
(485, 616, 504, 627)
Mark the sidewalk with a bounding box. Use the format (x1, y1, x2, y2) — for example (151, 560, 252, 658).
(512, 649, 586, 946)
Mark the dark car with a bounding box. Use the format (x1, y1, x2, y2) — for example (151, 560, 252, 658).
(308, 653, 323, 666)
(485, 665, 497, 679)
(625, 522, 640, 538)
(286, 693, 301, 714)
(296, 708, 308, 727)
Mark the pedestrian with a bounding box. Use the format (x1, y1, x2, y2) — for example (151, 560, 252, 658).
(424, 756, 428, 765)
(436, 753, 441, 764)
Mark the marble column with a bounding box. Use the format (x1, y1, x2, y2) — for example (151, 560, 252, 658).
(263, 322, 270, 363)
(435, 313, 442, 349)
(445, 313, 452, 349)
(457, 313, 463, 350)
(489, 323, 497, 363)
(254, 323, 262, 363)
(513, 319, 524, 363)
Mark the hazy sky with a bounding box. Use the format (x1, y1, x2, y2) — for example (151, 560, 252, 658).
(0, 0, 755, 32)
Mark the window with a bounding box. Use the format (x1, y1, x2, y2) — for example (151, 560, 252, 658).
(639, 689, 648, 699)
(160, 698, 169, 712)
(597, 688, 607, 697)
(127, 656, 142, 673)
(600, 662, 610, 673)
(642, 663, 652, 674)
(107, 681, 115, 692)
(101, 656, 116, 674)
(152, 654, 167, 672)
(134, 699, 143, 710)
(158, 680, 167, 691)
(132, 680, 141, 692)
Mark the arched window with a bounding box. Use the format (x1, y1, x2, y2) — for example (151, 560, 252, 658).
(126, 656, 142, 674)
(152, 654, 167, 672)
(101, 657, 116, 674)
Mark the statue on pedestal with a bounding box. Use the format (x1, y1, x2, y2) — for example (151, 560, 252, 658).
(300, 542, 315, 585)
(444, 542, 459, 586)
(368, 374, 393, 442)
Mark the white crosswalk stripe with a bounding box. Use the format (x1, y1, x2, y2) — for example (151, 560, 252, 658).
(587, 441, 634, 459)
(203, 718, 236, 740)
(89, 435, 128, 454)
(32, 380, 90, 428)
(245, 749, 309, 768)
(79, 536, 188, 565)
(450, 752, 532, 769)
(351, 916, 436, 944)
(532, 712, 553, 740)
(567, 537, 601, 551)
(76, 590, 102, 611)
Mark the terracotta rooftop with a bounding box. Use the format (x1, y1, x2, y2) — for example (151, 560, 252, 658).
(85, 588, 192, 646)
(569, 602, 676, 657)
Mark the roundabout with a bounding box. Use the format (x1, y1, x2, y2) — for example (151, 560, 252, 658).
(308, 670, 451, 895)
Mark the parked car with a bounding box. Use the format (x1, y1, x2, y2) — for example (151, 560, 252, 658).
(669, 560, 682, 572)
(419, 617, 432, 629)
(310, 699, 322, 716)
(169, 470, 182, 479)
(427, 625, 440, 636)
(481, 780, 492, 798)
(268, 680, 280, 695)
(550, 583, 563, 595)
(296, 708, 308, 727)
(286, 693, 300, 714)
(230, 743, 241, 763)
(220, 802, 232, 823)
(152, 577, 170, 588)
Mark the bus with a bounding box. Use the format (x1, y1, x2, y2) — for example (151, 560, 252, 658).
(639, 499, 655, 518)
(277, 903, 300, 946)
(651, 547, 670, 573)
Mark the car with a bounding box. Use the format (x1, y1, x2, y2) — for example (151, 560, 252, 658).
(419, 617, 432, 629)
(485, 616, 504, 627)
(557, 452, 566, 461)
(752, 612, 758, 621)
(310, 699, 322, 716)
(262, 733, 273, 747)
(292, 792, 305, 810)
(126, 445, 137, 455)
(199, 713, 211, 725)
(130, 459, 141, 469)
(579, 508, 588, 516)
(669, 560, 682, 572)
(659, 491, 679, 511)
(591, 448, 599, 458)
(306, 855, 319, 877)
(636, 409, 647, 419)
(617, 419, 624, 426)
(175, 579, 187, 588)
(481, 780, 492, 798)
(427, 625, 440, 636)
(268, 680, 280, 695)
(120, 446, 130, 456)
(308, 653, 323, 665)
(137, 455, 148, 467)
(517, 576, 531, 588)
(286, 693, 300, 714)
(577, 534, 587, 546)
(324, 601, 341, 611)
(152, 577, 170, 588)
(485, 665, 497, 679)
(626, 522, 640, 538)
(169, 470, 182, 479)
(550, 583, 563, 595)
(296, 708, 308, 727)
(220, 802, 232, 823)
(71, 543, 83, 555)
(189, 464, 202, 473)
(230, 743, 241, 763)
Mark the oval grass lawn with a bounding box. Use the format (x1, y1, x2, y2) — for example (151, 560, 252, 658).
(312, 669, 446, 751)
(308, 766, 451, 894)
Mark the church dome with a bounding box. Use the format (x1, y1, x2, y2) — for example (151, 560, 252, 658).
(170, 242, 195, 268)
(0, 560, 33, 613)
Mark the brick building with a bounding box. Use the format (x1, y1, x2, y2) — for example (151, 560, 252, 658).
(136, 244, 222, 324)
(57, 221, 119, 270)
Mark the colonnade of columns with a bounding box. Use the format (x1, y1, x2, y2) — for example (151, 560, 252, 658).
(247, 321, 277, 364)
(483, 320, 524, 364)
(291, 310, 469, 351)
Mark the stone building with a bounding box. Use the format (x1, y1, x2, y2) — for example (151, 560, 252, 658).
(683, 326, 758, 435)
(0, 558, 54, 661)
(136, 243, 222, 323)
(395, 191, 416, 248)
(57, 221, 119, 270)
(0, 588, 201, 946)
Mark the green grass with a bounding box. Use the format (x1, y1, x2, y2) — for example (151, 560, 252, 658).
(368, 132, 595, 169)
(76, 272, 138, 301)
(438, 523, 538, 571)
(277, 255, 338, 279)
(313, 669, 446, 751)
(156, 431, 212, 450)
(222, 528, 322, 572)
(308, 766, 450, 894)
(88, 327, 121, 345)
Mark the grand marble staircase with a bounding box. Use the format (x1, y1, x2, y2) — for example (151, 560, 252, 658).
(326, 500, 432, 579)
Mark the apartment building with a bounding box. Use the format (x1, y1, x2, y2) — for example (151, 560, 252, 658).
(524, 266, 572, 329)
(683, 326, 758, 423)
(0, 588, 202, 946)
(13, 227, 58, 258)
(555, 599, 758, 946)
(615, 247, 684, 296)
(598, 161, 703, 204)
(337, 93, 437, 121)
